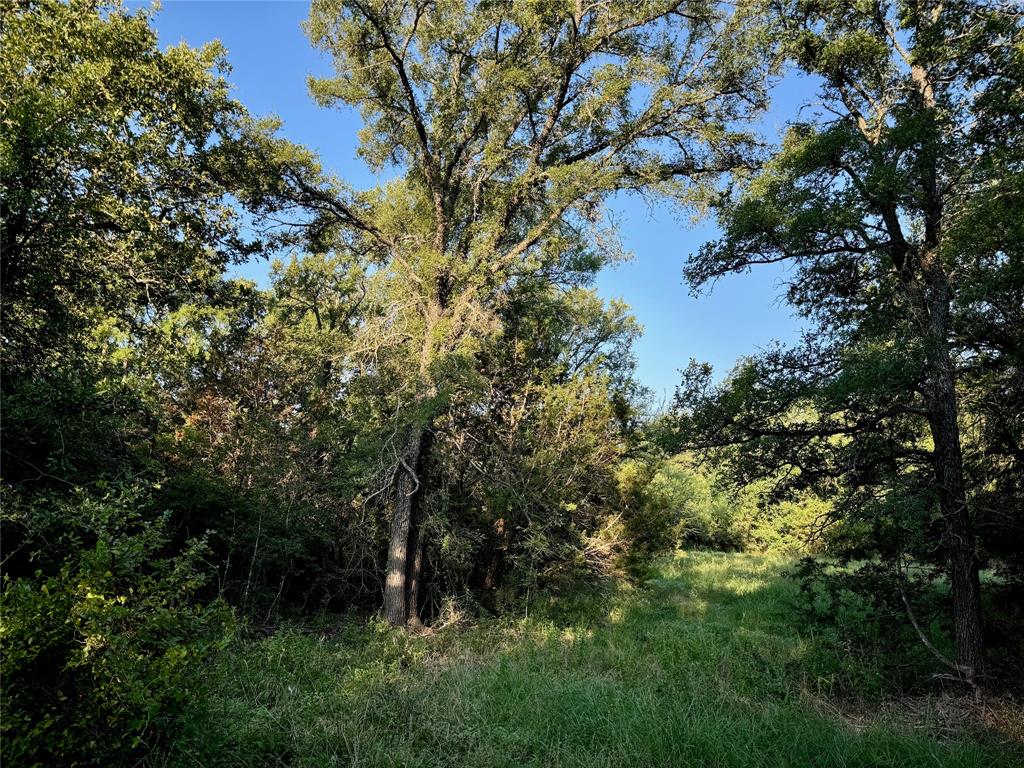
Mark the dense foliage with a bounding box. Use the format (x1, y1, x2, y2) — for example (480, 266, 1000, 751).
(0, 0, 317, 762)
(1, 489, 233, 764)
(676, 0, 1023, 681)
(1, 1, 749, 760)
(1, 0, 1020, 764)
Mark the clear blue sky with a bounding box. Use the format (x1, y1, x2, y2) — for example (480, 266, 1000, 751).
(130, 0, 810, 402)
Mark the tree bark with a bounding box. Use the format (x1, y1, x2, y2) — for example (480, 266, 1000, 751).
(382, 428, 424, 626)
(405, 515, 426, 628)
(382, 289, 443, 627)
(907, 49, 984, 679)
(920, 260, 985, 678)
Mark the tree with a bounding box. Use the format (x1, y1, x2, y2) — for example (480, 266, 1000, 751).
(681, 0, 1023, 679)
(426, 278, 646, 604)
(302, 0, 772, 626)
(0, 0, 322, 760)
(152, 253, 380, 617)
(0, 0, 325, 487)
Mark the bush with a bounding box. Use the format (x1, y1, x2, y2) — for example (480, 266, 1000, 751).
(740, 479, 832, 555)
(0, 486, 235, 766)
(789, 557, 954, 693)
(637, 456, 750, 552)
(632, 454, 835, 556)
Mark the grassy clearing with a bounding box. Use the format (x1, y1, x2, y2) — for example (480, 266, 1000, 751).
(170, 552, 1020, 767)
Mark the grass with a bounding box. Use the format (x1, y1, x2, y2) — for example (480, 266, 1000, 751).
(168, 552, 1021, 767)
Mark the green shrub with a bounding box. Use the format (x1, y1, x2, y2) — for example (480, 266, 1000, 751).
(740, 479, 832, 555)
(638, 456, 749, 552)
(635, 454, 835, 556)
(789, 557, 954, 692)
(0, 487, 235, 766)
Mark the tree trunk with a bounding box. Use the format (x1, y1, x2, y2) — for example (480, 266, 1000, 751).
(405, 516, 426, 628)
(919, 263, 985, 678)
(483, 517, 508, 590)
(927, 354, 985, 678)
(907, 50, 985, 678)
(382, 428, 424, 626)
(383, 292, 442, 627)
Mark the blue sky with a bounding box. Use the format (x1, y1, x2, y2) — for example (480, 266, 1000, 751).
(130, 0, 810, 402)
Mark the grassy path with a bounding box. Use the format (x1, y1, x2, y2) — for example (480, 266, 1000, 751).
(173, 553, 1020, 767)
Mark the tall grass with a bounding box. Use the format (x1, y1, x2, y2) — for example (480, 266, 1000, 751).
(168, 552, 1019, 767)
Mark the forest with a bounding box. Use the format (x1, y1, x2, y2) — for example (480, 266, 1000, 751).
(1, 0, 1022, 766)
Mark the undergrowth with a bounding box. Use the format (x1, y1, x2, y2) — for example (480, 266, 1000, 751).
(166, 552, 1022, 767)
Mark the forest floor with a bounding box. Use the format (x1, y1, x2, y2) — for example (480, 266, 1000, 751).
(170, 552, 1023, 767)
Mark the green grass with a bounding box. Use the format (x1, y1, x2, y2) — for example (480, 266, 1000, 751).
(168, 552, 1021, 767)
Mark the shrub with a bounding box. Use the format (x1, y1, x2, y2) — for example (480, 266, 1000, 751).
(789, 557, 954, 693)
(638, 456, 749, 552)
(634, 454, 835, 556)
(0, 486, 234, 766)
